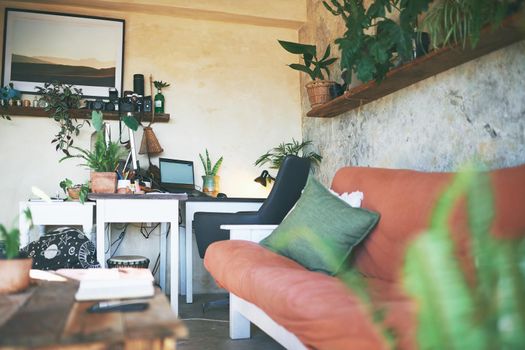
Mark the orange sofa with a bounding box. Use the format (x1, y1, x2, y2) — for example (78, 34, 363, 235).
(205, 164, 525, 350)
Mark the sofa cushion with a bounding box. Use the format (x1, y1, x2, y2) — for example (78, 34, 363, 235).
(205, 240, 389, 350)
(260, 175, 380, 275)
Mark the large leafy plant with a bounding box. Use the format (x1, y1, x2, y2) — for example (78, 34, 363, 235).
(278, 40, 338, 81)
(60, 111, 126, 172)
(323, 0, 431, 84)
(420, 0, 522, 49)
(36, 81, 87, 155)
(403, 168, 525, 349)
(255, 139, 322, 169)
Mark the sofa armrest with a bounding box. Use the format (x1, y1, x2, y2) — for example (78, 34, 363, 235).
(220, 224, 278, 243)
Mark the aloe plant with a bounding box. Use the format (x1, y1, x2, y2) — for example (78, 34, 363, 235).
(199, 149, 223, 176)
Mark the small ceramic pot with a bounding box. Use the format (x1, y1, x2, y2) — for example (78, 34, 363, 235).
(202, 175, 219, 197)
(117, 180, 132, 194)
(0, 258, 33, 294)
(67, 186, 81, 200)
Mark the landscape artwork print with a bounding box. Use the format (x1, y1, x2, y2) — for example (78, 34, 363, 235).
(2, 9, 124, 97)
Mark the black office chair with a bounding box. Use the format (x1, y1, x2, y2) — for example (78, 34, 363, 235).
(194, 155, 311, 259)
(193, 155, 311, 311)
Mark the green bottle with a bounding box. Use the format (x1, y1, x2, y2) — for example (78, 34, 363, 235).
(154, 89, 164, 114)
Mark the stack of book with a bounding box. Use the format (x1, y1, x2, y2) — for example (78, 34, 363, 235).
(57, 268, 154, 301)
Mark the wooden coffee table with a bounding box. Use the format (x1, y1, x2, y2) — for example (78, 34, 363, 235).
(0, 277, 187, 349)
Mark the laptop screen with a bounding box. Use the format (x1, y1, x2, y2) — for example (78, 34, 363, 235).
(159, 158, 195, 188)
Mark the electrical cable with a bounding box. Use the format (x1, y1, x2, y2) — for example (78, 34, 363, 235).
(107, 224, 128, 257)
(152, 253, 160, 276)
(140, 223, 159, 239)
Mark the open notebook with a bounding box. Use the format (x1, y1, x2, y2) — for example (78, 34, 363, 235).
(56, 268, 154, 301)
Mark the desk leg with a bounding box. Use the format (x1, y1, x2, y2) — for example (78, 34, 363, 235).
(96, 201, 106, 268)
(185, 212, 193, 303)
(170, 219, 179, 316)
(179, 226, 186, 295)
(159, 223, 167, 292)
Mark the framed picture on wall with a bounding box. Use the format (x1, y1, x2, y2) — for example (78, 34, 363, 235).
(2, 8, 124, 97)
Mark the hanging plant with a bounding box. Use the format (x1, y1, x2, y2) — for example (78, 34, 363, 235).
(35, 81, 87, 155)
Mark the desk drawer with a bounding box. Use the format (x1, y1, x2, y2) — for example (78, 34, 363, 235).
(98, 199, 179, 223)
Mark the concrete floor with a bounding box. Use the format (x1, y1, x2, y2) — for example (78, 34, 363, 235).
(177, 293, 284, 350)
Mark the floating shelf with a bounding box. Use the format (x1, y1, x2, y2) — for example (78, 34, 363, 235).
(2, 106, 170, 123)
(307, 15, 525, 118)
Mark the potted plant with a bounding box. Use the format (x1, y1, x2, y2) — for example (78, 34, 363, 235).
(59, 178, 89, 203)
(0, 210, 33, 294)
(322, 0, 430, 85)
(278, 40, 338, 107)
(420, 0, 519, 50)
(199, 149, 223, 197)
(61, 111, 126, 193)
(254, 139, 322, 186)
(36, 81, 87, 155)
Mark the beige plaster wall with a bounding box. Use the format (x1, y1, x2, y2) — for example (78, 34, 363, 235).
(0, 1, 303, 292)
(300, 0, 525, 185)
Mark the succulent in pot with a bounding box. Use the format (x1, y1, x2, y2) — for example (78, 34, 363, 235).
(199, 149, 223, 197)
(60, 111, 126, 193)
(278, 40, 338, 107)
(0, 209, 33, 294)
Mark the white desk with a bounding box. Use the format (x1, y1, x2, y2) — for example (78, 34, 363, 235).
(90, 193, 186, 316)
(19, 201, 95, 247)
(183, 197, 264, 303)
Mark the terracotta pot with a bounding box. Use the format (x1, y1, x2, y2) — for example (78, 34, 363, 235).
(305, 80, 336, 108)
(0, 258, 32, 294)
(202, 175, 219, 197)
(67, 186, 81, 200)
(90, 172, 117, 193)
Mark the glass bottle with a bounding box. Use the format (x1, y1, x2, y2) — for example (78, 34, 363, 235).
(154, 89, 164, 114)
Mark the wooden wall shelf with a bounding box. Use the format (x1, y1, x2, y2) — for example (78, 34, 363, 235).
(307, 15, 524, 118)
(2, 106, 170, 123)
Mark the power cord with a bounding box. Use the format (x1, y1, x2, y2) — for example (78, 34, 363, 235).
(140, 223, 160, 239)
(105, 224, 128, 256)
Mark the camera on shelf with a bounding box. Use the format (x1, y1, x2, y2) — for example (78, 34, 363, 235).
(84, 99, 118, 112)
(118, 93, 152, 113)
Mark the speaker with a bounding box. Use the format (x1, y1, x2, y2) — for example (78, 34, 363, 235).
(133, 74, 144, 96)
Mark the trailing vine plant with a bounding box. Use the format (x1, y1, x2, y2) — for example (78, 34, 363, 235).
(36, 82, 87, 155)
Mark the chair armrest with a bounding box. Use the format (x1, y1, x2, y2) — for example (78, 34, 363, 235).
(220, 224, 278, 243)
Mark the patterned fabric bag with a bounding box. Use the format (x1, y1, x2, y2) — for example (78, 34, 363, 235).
(20, 227, 100, 270)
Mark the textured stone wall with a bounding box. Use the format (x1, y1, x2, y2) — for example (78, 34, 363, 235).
(300, 0, 525, 186)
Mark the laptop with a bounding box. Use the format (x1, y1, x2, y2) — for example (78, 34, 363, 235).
(159, 158, 196, 193)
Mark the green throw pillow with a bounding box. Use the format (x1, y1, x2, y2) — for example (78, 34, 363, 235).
(260, 175, 380, 275)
